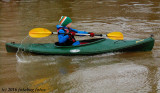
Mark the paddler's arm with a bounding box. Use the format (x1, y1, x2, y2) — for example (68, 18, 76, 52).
(58, 30, 69, 43)
(71, 28, 88, 35)
(71, 28, 94, 37)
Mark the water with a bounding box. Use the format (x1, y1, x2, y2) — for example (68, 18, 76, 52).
(0, 0, 160, 93)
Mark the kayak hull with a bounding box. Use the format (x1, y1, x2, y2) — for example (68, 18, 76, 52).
(6, 37, 154, 55)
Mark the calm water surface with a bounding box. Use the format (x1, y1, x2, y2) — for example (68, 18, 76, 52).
(0, 0, 160, 93)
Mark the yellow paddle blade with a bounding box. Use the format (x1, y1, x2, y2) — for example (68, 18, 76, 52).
(107, 32, 124, 40)
(29, 28, 52, 38)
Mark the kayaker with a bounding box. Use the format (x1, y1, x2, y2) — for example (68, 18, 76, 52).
(57, 16, 95, 46)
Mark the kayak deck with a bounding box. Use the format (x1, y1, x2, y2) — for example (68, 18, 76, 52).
(6, 37, 154, 55)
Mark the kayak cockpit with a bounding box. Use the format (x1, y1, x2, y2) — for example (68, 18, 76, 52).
(54, 38, 105, 47)
(79, 38, 105, 45)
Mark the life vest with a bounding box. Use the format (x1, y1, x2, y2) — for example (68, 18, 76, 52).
(57, 27, 76, 45)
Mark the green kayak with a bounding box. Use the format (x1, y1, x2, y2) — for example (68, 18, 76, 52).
(6, 37, 154, 55)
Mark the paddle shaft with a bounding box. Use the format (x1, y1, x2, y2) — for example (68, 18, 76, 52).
(52, 32, 106, 37)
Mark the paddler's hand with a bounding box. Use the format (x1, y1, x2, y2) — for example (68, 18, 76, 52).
(70, 32, 76, 36)
(89, 32, 95, 37)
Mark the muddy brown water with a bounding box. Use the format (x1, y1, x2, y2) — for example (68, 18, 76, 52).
(0, 0, 160, 93)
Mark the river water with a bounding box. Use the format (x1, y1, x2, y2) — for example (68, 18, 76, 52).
(0, 0, 160, 93)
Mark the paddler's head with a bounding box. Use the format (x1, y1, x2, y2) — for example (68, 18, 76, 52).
(59, 16, 72, 28)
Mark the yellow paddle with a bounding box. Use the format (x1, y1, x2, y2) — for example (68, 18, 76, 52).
(29, 28, 123, 40)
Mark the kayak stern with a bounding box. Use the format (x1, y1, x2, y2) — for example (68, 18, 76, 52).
(6, 42, 19, 53)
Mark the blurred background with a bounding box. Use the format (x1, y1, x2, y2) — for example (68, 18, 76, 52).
(0, 0, 160, 93)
